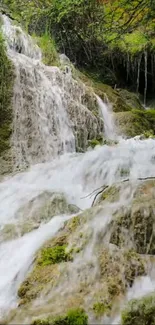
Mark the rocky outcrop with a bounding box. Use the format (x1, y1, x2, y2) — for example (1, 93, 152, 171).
(110, 180, 155, 254)
(0, 191, 79, 242)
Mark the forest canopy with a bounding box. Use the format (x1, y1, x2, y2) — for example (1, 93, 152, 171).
(1, 0, 155, 98)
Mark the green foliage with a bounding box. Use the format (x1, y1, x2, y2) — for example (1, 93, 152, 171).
(2, 0, 155, 97)
(143, 130, 155, 138)
(37, 245, 72, 266)
(121, 294, 155, 325)
(88, 139, 101, 149)
(32, 308, 88, 325)
(118, 31, 149, 55)
(67, 308, 88, 325)
(35, 33, 59, 66)
(93, 302, 111, 316)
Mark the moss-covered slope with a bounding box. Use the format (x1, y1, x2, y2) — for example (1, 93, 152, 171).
(0, 29, 14, 174)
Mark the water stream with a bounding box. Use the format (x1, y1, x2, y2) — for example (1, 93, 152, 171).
(96, 95, 117, 140)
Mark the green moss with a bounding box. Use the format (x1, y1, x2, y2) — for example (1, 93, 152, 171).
(75, 70, 144, 114)
(98, 247, 146, 309)
(117, 89, 143, 111)
(115, 110, 153, 137)
(66, 216, 81, 232)
(97, 185, 120, 204)
(143, 130, 155, 138)
(88, 138, 101, 148)
(32, 308, 88, 325)
(17, 244, 72, 303)
(110, 209, 132, 247)
(123, 250, 146, 286)
(121, 294, 155, 325)
(37, 245, 72, 266)
(66, 308, 88, 325)
(93, 302, 111, 316)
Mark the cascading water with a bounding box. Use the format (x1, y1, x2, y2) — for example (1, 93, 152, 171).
(0, 14, 155, 325)
(96, 95, 117, 140)
(2, 15, 103, 170)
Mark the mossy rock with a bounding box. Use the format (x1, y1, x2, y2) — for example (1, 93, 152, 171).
(18, 238, 73, 304)
(110, 180, 155, 254)
(115, 111, 152, 137)
(67, 98, 104, 153)
(0, 223, 18, 241)
(95, 185, 120, 205)
(121, 294, 155, 325)
(117, 89, 143, 111)
(99, 247, 145, 294)
(93, 302, 111, 317)
(32, 308, 88, 325)
(16, 210, 95, 306)
(93, 83, 133, 113)
(80, 87, 100, 117)
(76, 70, 144, 113)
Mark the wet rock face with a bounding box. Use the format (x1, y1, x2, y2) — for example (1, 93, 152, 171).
(114, 111, 152, 138)
(0, 23, 14, 175)
(117, 89, 143, 111)
(67, 98, 104, 153)
(0, 191, 79, 242)
(110, 180, 155, 254)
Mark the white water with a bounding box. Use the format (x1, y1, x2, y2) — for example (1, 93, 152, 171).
(0, 14, 155, 323)
(96, 95, 117, 140)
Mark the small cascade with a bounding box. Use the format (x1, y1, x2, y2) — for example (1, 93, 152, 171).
(96, 95, 117, 140)
(0, 138, 155, 319)
(2, 15, 41, 60)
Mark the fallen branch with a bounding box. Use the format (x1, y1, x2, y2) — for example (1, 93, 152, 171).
(83, 176, 155, 207)
(91, 185, 109, 207)
(81, 185, 107, 200)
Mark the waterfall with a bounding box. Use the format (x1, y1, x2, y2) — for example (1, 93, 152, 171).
(2, 16, 75, 169)
(0, 15, 155, 324)
(2, 15, 103, 170)
(96, 95, 117, 140)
